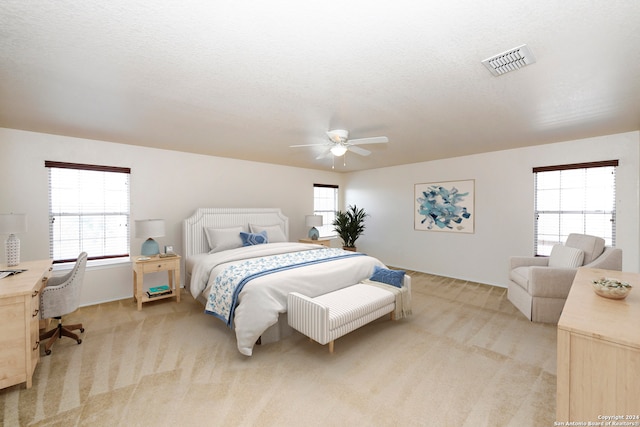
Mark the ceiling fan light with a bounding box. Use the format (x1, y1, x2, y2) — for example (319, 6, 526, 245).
(330, 145, 348, 156)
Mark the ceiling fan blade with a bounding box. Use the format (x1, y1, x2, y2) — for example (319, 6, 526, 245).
(289, 143, 327, 148)
(347, 145, 371, 156)
(348, 136, 388, 145)
(315, 149, 332, 160)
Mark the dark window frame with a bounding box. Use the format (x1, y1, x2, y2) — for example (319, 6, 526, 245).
(313, 184, 339, 238)
(533, 160, 617, 256)
(46, 161, 131, 264)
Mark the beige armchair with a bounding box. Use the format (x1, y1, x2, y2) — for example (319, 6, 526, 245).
(508, 234, 622, 323)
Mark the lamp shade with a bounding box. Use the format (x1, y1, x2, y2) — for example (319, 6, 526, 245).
(305, 215, 323, 227)
(134, 219, 165, 238)
(0, 213, 28, 234)
(330, 145, 348, 157)
(305, 215, 322, 240)
(135, 219, 165, 256)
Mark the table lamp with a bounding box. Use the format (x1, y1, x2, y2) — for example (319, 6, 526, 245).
(305, 215, 323, 240)
(0, 213, 28, 266)
(135, 219, 165, 256)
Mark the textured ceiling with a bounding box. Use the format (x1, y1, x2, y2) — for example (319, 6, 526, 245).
(1, 1, 639, 172)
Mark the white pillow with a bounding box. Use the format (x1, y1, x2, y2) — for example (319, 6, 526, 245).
(548, 244, 585, 268)
(249, 224, 287, 243)
(204, 227, 243, 253)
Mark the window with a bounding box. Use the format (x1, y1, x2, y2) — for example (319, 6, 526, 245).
(534, 160, 617, 256)
(313, 184, 338, 238)
(46, 161, 130, 263)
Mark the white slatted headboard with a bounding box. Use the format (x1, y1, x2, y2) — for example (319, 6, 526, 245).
(182, 208, 289, 260)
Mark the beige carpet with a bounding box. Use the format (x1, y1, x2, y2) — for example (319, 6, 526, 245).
(0, 271, 557, 427)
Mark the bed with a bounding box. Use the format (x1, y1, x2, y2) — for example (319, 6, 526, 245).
(183, 207, 408, 356)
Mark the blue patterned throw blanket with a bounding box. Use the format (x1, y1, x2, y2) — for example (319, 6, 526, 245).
(205, 248, 364, 326)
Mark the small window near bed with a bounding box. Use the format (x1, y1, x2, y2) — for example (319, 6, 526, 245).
(313, 184, 338, 238)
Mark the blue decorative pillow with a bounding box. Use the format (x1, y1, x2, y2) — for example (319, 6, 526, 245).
(369, 266, 405, 288)
(240, 230, 269, 246)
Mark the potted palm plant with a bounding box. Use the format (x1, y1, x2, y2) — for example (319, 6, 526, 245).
(332, 204, 368, 251)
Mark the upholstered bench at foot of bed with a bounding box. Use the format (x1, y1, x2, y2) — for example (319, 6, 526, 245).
(287, 283, 396, 353)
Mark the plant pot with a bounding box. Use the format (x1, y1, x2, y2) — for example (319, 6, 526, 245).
(343, 246, 357, 252)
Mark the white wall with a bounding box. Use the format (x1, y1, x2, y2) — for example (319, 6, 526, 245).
(0, 128, 343, 305)
(344, 131, 640, 287)
(2, 128, 638, 303)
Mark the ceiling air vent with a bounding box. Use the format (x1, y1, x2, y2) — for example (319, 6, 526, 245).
(482, 44, 536, 76)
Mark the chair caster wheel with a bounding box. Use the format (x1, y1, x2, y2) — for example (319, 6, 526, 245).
(45, 349, 51, 355)
(77, 339, 82, 345)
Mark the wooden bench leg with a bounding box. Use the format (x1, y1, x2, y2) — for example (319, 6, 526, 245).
(329, 340, 334, 354)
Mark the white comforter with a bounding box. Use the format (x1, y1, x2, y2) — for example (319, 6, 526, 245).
(188, 242, 385, 356)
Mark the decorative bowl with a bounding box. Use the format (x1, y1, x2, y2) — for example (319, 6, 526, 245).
(591, 277, 633, 300)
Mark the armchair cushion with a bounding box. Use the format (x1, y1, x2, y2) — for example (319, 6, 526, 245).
(509, 256, 549, 270)
(528, 267, 579, 298)
(548, 244, 584, 268)
(510, 266, 531, 291)
(509, 265, 579, 297)
(565, 233, 605, 265)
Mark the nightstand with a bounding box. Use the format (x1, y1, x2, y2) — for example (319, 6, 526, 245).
(299, 238, 331, 247)
(133, 254, 181, 310)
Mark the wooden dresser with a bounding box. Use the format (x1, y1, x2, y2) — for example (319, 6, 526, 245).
(557, 267, 640, 422)
(0, 259, 52, 389)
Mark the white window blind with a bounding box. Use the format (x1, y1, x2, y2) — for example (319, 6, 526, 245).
(313, 184, 338, 238)
(534, 160, 617, 256)
(46, 161, 130, 263)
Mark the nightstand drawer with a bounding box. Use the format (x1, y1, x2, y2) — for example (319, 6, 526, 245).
(142, 259, 177, 273)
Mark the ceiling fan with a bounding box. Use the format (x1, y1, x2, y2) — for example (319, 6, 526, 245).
(290, 129, 389, 160)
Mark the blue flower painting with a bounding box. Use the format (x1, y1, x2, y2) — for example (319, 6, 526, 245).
(415, 180, 474, 233)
